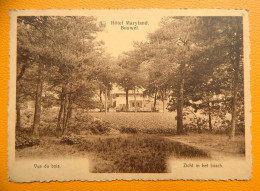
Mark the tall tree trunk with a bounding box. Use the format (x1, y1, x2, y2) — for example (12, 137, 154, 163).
(66, 107, 72, 129)
(230, 59, 239, 139)
(105, 87, 107, 114)
(162, 100, 165, 113)
(56, 87, 65, 137)
(62, 92, 67, 129)
(208, 112, 212, 132)
(64, 93, 72, 135)
(208, 101, 212, 132)
(162, 90, 165, 113)
(134, 86, 137, 113)
(177, 64, 185, 134)
(16, 103, 21, 130)
(126, 88, 129, 112)
(153, 91, 157, 112)
(32, 63, 43, 138)
(99, 90, 103, 112)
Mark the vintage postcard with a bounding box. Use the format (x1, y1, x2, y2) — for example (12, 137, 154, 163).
(8, 9, 251, 182)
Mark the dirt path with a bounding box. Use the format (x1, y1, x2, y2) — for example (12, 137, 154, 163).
(164, 133, 245, 160)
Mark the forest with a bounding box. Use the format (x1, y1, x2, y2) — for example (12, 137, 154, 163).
(15, 16, 245, 173)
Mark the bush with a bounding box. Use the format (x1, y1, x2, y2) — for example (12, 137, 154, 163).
(39, 109, 57, 136)
(183, 124, 197, 132)
(16, 130, 40, 149)
(73, 113, 94, 130)
(120, 126, 138, 134)
(89, 120, 111, 135)
(66, 113, 95, 135)
(236, 121, 245, 135)
(39, 125, 57, 137)
(60, 135, 84, 145)
(19, 109, 34, 129)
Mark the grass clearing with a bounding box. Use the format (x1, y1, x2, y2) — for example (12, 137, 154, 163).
(16, 112, 245, 173)
(90, 112, 177, 135)
(16, 134, 210, 173)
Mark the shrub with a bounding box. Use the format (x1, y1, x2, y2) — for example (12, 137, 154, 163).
(19, 109, 34, 129)
(89, 120, 111, 135)
(15, 130, 40, 149)
(60, 135, 83, 145)
(73, 113, 94, 130)
(236, 121, 245, 135)
(120, 126, 138, 134)
(66, 113, 95, 135)
(39, 125, 57, 137)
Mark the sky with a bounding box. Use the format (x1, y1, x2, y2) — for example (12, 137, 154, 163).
(88, 9, 243, 58)
(94, 10, 166, 57)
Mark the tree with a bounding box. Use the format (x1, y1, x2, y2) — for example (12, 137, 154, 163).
(144, 17, 203, 133)
(90, 54, 118, 113)
(116, 49, 147, 112)
(223, 17, 243, 139)
(185, 17, 244, 136)
(17, 16, 53, 137)
(43, 16, 103, 136)
(144, 16, 244, 137)
(17, 16, 104, 137)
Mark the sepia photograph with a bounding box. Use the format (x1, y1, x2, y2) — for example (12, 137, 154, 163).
(8, 9, 251, 181)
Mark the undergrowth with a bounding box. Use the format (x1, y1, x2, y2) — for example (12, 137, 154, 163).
(62, 134, 209, 173)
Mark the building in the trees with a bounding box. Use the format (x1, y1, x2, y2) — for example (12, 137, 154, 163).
(109, 86, 169, 112)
